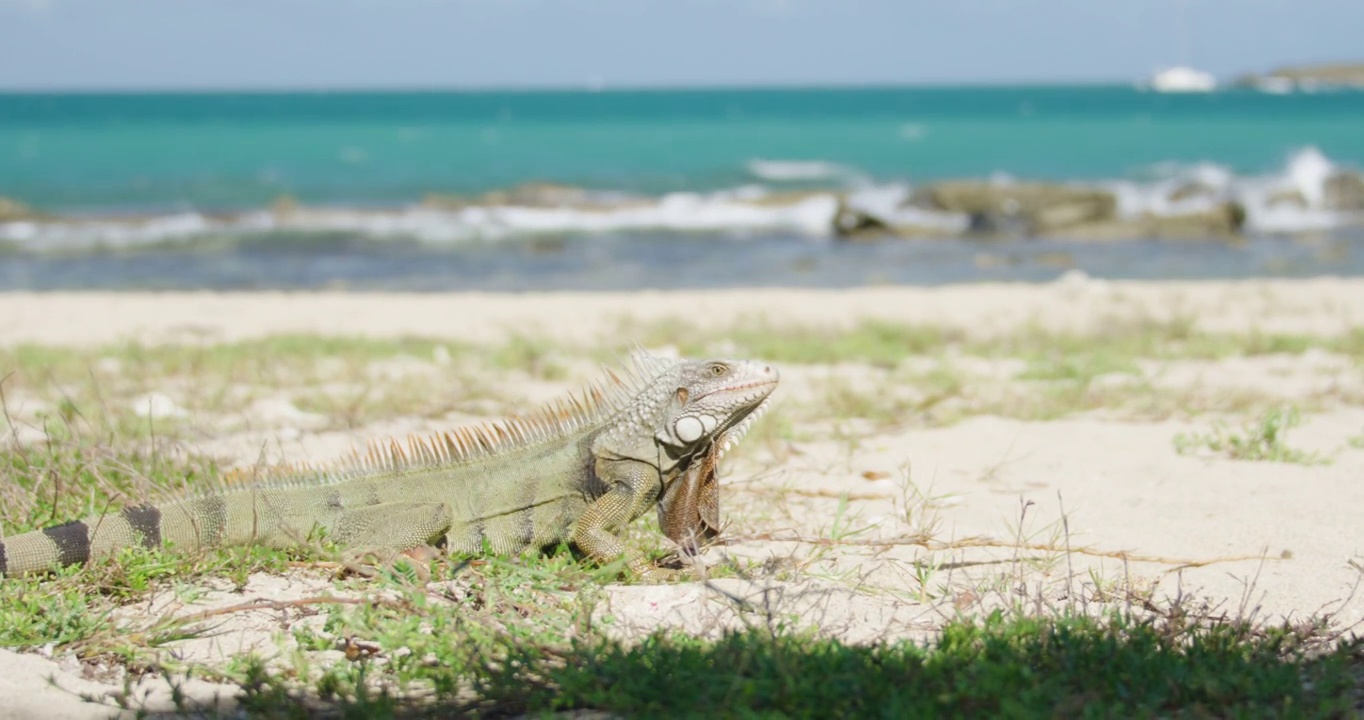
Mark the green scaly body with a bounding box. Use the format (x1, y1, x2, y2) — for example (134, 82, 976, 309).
(0, 353, 778, 578)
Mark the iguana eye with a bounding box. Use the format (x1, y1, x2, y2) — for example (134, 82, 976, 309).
(708, 363, 727, 377)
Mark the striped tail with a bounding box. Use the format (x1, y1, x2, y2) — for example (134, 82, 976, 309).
(0, 497, 230, 578)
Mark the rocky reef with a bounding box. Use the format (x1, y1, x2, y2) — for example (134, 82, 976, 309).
(832, 180, 1248, 242)
(0, 197, 34, 222)
(4, 165, 1363, 251)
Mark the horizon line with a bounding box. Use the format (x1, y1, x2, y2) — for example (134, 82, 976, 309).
(0, 78, 1153, 95)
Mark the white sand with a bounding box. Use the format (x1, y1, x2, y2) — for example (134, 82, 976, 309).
(5, 276, 1364, 347)
(1, 278, 1362, 717)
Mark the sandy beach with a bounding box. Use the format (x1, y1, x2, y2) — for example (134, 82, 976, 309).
(6, 276, 1364, 346)
(2, 277, 1362, 717)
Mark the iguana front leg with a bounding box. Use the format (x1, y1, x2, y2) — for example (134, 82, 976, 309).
(572, 457, 671, 578)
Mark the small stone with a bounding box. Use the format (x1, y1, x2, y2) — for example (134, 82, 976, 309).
(131, 392, 187, 419)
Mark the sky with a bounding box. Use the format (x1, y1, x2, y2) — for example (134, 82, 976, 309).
(0, 0, 1359, 90)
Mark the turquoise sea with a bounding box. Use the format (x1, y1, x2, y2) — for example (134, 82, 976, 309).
(1, 86, 1363, 289)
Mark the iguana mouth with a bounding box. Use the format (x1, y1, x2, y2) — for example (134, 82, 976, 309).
(711, 394, 773, 461)
(696, 377, 780, 401)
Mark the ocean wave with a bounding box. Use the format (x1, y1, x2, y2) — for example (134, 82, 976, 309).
(1108, 147, 1357, 233)
(841, 183, 970, 233)
(0, 191, 842, 251)
(2, 148, 1361, 251)
(745, 159, 860, 182)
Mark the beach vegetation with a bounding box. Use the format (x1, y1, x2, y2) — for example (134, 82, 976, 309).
(1173, 406, 1328, 465)
(1, 328, 1360, 715)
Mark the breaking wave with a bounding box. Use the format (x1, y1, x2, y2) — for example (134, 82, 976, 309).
(0, 191, 842, 251)
(745, 159, 862, 182)
(2, 148, 1360, 252)
(1106, 147, 1354, 233)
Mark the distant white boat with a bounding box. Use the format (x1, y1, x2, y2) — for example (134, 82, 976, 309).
(1144, 0, 1216, 93)
(1148, 66, 1217, 93)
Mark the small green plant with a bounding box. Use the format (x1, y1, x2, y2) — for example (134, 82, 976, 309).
(1174, 407, 1326, 464)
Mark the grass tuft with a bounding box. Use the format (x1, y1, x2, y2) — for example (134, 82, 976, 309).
(1174, 407, 1328, 465)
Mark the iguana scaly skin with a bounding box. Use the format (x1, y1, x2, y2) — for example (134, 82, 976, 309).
(0, 353, 778, 579)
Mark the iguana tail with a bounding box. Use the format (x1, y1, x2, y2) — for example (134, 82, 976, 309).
(1, 496, 239, 578)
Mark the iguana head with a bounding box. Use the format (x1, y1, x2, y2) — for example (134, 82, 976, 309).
(651, 358, 779, 455)
(648, 358, 779, 555)
(595, 354, 778, 553)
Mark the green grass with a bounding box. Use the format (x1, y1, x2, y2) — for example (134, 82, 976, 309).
(0, 544, 314, 659)
(0, 418, 210, 535)
(0, 333, 567, 434)
(8, 528, 1361, 717)
(1174, 407, 1328, 465)
(637, 316, 1364, 369)
(630, 316, 1363, 429)
(3, 325, 1362, 715)
(3, 320, 1360, 444)
(723, 320, 958, 368)
(534, 615, 1358, 718)
(223, 606, 1362, 718)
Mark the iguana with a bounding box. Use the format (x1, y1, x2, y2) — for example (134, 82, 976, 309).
(0, 353, 778, 579)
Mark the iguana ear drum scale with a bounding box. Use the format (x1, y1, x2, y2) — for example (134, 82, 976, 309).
(0, 353, 778, 579)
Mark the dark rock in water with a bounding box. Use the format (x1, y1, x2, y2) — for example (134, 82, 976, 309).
(912, 181, 1117, 236)
(913, 179, 1243, 241)
(1324, 172, 1364, 211)
(831, 199, 892, 240)
(1031, 200, 1111, 233)
(831, 197, 966, 240)
(965, 211, 1030, 236)
(849, 180, 1246, 242)
(0, 197, 33, 221)
(1047, 202, 1246, 241)
(1150, 202, 1246, 238)
(1168, 182, 1219, 203)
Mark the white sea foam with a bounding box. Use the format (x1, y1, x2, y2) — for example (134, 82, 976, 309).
(843, 183, 970, 233)
(0, 212, 215, 251)
(1283, 146, 1334, 207)
(0, 192, 842, 250)
(1, 148, 1359, 251)
(1110, 146, 1359, 233)
(746, 159, 858, 182)
(441, 192, 839, 239)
